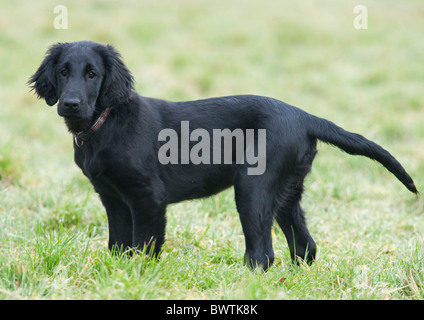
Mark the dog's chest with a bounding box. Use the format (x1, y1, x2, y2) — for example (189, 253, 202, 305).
(74, 147, 105, 180)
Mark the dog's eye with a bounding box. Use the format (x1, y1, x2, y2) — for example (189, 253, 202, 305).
(60, 69, 68, 77)
(88, 71, 96, 79)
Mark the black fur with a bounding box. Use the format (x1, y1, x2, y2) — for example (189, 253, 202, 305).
(29, 41, 418, 270)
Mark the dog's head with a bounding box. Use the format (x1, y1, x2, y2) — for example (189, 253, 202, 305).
(28, 41, 134, 132)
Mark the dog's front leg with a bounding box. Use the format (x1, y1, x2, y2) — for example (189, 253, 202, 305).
(93, 156, 168, 257)
(111, 172, 168, 257)
(99, 194, 133, 253)
(127, 194, 167, 257)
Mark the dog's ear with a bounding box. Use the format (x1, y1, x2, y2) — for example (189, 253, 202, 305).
(96, 44, 134, 107)
(28, 43, 65, 106)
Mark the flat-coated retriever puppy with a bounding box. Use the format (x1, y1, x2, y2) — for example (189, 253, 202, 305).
(29, 41, 418, 270)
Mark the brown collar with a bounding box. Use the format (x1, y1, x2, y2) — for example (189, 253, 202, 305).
(73, 107, 111, 147)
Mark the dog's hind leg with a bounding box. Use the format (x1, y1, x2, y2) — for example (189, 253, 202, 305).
(275, 200, 316, 265)
(274, 151, 317, 265)
(234, 174, 276, 271)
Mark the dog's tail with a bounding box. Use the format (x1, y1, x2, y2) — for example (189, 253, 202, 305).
(306, 115, 418, 194)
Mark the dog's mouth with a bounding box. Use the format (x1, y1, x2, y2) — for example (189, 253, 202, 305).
(64, 115, 83, 122)
(63, 115, 90, 133)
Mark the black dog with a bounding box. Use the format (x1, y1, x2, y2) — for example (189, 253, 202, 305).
(29, 41, 417, 270)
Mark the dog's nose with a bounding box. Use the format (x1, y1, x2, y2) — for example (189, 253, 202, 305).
(63, 98, 80, 110)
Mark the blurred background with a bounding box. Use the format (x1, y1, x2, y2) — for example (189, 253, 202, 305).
(1, 0, 423, 178)
(1, 0, 423, 221)
(0, 0, 423, 299)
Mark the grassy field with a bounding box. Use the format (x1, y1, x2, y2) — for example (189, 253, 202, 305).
(0, 0, 423, 300)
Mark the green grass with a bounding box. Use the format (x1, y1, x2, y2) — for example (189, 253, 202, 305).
(0, 0, 423, 299)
